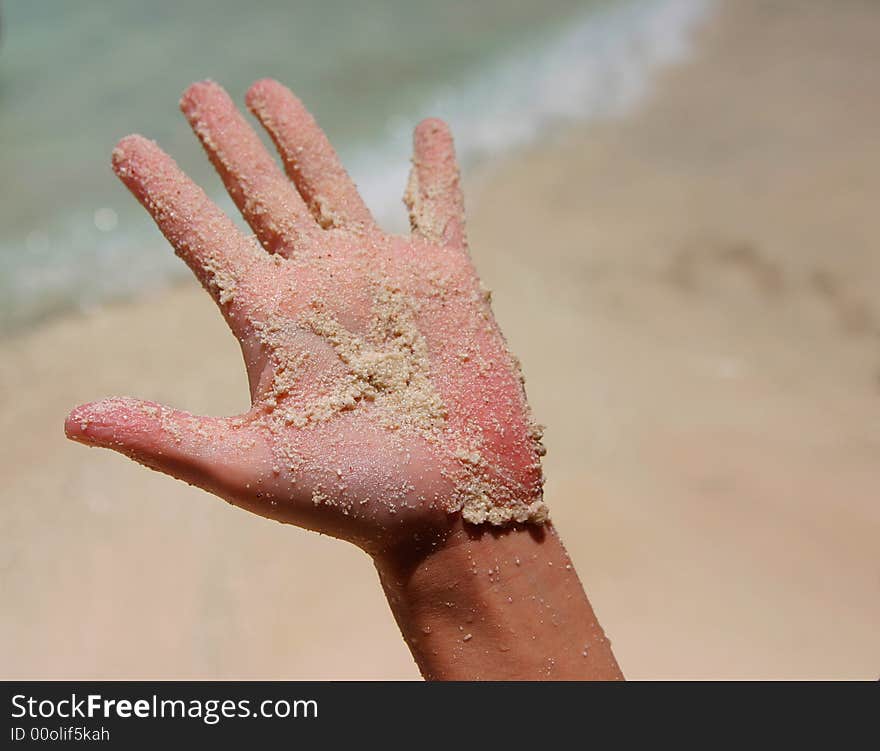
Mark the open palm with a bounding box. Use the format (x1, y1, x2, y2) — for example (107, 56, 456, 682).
(66, 79, 546, 553)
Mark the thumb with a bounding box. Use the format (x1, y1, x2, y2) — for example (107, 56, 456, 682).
(65, 397, 258, 497)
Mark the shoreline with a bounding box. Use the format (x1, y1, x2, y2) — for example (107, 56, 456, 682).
(2, 0, 879, 679)
(1, 0, 715, 339)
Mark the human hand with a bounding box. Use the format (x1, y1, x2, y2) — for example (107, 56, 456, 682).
(65, 79, 546, 555)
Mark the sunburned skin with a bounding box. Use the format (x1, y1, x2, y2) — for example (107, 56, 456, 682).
(65, 79, 547, 554)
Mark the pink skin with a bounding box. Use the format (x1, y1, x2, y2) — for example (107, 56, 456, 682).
(65, 79, 544, 556)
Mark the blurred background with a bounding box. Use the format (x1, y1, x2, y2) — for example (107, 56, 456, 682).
(0, 0, 699, 332)
(1, 0, 877, 678)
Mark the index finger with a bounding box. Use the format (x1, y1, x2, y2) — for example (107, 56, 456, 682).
(112, 134, 268, 335)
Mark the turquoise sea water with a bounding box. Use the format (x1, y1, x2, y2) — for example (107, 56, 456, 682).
(0, 0, 712, 333)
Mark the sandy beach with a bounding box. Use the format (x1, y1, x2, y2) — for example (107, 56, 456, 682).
(2, 0, 878, 679)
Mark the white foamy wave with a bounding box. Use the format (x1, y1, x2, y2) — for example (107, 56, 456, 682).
(0, 0, 715, 334)
(350, 0, 715, 231)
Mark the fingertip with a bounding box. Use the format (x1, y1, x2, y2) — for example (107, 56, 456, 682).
(64, 404, 89, 442)
(415, 117, 452, 140)
(413, 118, 456, 163)
(64, 401, 117, 447)
(64, 397, 155, 447)
(245, 78, 281, 110)
(65, 400, 115, 444)
(180, 78, 218, 101)
(111, 134, 137, 169)
(179, 79, 229, 119)
(246, 78, 305, 120)
(111, 133, 159, 178)
(112, 133, 150, 158)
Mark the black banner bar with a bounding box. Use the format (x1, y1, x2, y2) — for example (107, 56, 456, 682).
(1, 681, 876, 746)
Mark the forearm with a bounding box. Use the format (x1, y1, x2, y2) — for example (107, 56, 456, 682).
(374, 518, 624, 680)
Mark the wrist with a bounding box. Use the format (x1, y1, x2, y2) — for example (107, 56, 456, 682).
(373, 516, 623, 680)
